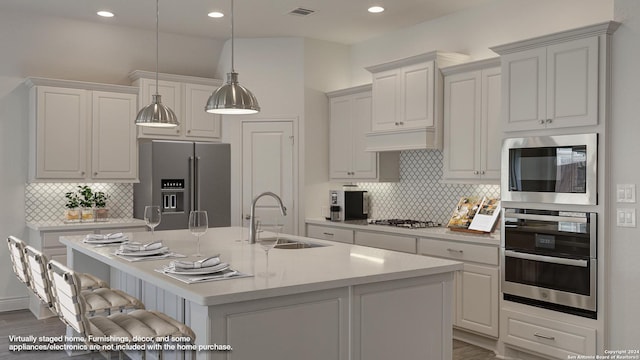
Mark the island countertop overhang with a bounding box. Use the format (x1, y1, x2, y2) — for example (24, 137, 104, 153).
(60, 227, 462, 306)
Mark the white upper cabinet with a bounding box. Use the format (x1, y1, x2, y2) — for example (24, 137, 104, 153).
(442, 59, 501, 182)
(27, 79, 139, 182)
(129, 71, 222, 141)
(328, 85, 399, 182)
(371, 61, 434, 132)
(365, 51, 468, 152)
(91, 91, 138, 180)
(492, 22, 620, 132)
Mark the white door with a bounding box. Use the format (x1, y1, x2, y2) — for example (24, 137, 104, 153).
(242, 121, 295, 235)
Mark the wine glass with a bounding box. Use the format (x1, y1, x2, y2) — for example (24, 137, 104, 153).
(256, 223, 282, 277)
(189, 210, 208, 257)
(144, 206, 161, 240)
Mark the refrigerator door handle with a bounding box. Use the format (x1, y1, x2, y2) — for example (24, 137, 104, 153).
(195, 156, 201, 211)
(189, 156, 195, 212)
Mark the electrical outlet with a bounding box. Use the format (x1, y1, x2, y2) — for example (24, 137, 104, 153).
(616, 184, 636, 203)
(616, 208, 636, 227)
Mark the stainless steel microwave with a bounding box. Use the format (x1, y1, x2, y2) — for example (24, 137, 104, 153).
(501, 133, 597, 205)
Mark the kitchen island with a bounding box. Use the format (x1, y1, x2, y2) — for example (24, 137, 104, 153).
(60, 227, 462, 360)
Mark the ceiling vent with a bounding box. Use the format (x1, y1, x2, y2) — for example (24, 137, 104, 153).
(288, 7, 316, 16)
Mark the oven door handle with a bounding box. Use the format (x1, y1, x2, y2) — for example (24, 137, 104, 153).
(504, 250, 589, 267)
(505, 212, 587, 223)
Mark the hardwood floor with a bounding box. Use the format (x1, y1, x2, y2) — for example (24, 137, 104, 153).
(453, 339, 498, 360)
(1, 309, 497, 360)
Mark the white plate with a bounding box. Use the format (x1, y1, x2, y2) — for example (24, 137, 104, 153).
(116, 246, 169, 257)
(164, 263, 230, 275)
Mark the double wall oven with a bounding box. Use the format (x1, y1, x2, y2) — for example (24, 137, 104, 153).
(501, 208, 597, 318)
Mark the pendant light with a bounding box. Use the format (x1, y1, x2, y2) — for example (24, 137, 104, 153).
(205, 0, 260, 114)
(135, 0, 179, 127)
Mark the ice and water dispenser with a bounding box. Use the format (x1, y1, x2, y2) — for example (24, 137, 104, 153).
(161, 179, 185, 213)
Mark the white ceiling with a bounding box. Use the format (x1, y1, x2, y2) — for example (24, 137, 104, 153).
(0, 0, 497, 44)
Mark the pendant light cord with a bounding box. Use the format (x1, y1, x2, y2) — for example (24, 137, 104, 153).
(230, 0, 235, 73)
(155, 0, 159, 96)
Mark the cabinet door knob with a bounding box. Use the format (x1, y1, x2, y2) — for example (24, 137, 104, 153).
(473, 170, 479, 175)
(539, 119, 545, 125)
(80, 171, 85, 176)
(394, 122, 399, 126)
(94, 172, 98, 176)
(481, 170, 485, 175)
(187, 130, 191, 133)
(177, 129, 180, 133)
(399, 121, 404, 125)
(546, 119, 553, 124)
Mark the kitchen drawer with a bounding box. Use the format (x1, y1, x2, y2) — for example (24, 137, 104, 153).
(502, 309, 596, 358)
(355, 231, 416, 253)
(307, 224, 354, 244)
(418, 237, 498, 265)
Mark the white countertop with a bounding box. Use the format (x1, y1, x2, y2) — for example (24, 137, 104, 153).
(60, 227, 462, 306)
(27, 218, 147, 232)
(306, 218, 501, 246)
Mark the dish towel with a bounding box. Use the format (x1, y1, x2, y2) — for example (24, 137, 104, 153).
(170, 256, 221, 269)
(119, 241, 164, 253)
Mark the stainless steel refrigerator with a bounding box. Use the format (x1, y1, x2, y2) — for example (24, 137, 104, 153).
(134, 140, 231, 230)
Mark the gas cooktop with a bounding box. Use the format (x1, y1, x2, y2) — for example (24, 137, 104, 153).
(369, 219, 441, 229)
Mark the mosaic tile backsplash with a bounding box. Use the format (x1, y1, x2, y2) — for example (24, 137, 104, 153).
(356, 149, 500, 225)
(25, 183, 133, 222)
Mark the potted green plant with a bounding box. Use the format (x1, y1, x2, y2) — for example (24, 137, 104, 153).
(64, 192, 80, 222)
(77, 185, 94, 222)
(93, 191, 109, 222)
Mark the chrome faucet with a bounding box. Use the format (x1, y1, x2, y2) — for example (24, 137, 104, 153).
(249, 192, 287, 244)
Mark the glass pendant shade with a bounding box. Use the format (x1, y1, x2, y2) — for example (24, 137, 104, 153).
(205, 72, 260, 114)
(135, 94, 179, 127)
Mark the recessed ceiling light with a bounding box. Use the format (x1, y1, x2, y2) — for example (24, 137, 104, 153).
(208, 11, 224, 18)
(97, 10, 115, 18)
(368, 6, 385, 13)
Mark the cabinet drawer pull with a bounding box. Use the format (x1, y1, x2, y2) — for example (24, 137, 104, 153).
(323, 232, 334, 236)
(533, 332, 555, 341)
(446, 248, 463, 253)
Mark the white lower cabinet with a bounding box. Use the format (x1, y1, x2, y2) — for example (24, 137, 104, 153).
(501, 308, 596, 358)
(456, 263, 499, 337)
(306, 224, 354, 244)
(418, 237, 499, 337)
(355, 231, 416, 253)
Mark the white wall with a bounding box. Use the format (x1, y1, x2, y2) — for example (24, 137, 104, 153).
(0, 9, 224, 311)
(303, 39, 351, 222)
(217, 37, 351, 233)
(0, 77, 29, 310)
(610, 0, 640, 349)
(349, 0, 614, 86)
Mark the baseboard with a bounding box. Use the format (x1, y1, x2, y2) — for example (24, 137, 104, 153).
(453, 328, 498, 352)
(0, 296, 29, 313)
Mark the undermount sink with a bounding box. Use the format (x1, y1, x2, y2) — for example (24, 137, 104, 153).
(273, 238, 328, 249)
